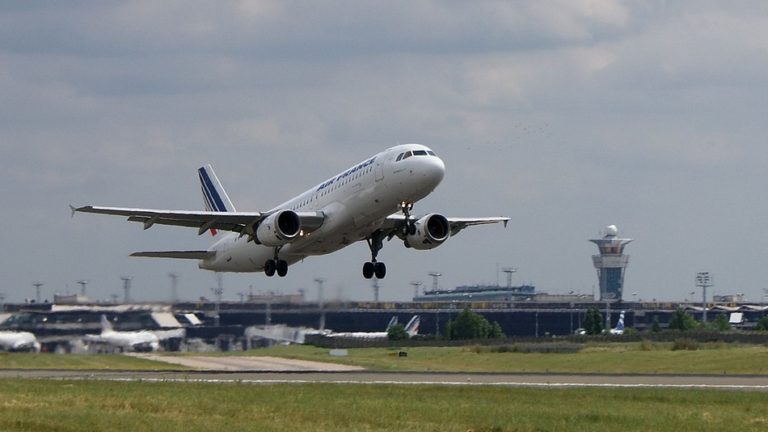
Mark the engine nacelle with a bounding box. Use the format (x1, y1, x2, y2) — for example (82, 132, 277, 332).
(256, 210, 301, 246)
(405, 213, 450, 250)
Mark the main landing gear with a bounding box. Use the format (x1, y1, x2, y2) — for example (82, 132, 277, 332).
(264, 247, 288, 277)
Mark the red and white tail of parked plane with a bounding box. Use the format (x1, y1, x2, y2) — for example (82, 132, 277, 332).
(75, 144, 509, 279)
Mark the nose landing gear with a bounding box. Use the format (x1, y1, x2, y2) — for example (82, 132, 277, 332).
(363, 230, 387, 279)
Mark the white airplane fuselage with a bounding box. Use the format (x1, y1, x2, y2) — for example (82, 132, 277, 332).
(200, 144, 445, 272)
(0, 331, 41, 352)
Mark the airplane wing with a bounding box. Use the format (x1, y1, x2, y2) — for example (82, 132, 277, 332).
(73, 206, 324, 236)
(130, 251, 215, 259)
(383, 214, 509, 237)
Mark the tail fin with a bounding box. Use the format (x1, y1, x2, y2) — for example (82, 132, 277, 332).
(100, 314, 113, 333)
(198, 164, 236, 213)
(404, 315, 420, 337)
(615, 311, 625, 332)
(385, 316, 399, 331)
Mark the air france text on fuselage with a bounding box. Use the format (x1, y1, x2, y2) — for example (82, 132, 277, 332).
(316, 157, 376, 192)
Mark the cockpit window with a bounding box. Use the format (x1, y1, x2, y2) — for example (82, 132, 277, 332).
(397, 149, 436, 161)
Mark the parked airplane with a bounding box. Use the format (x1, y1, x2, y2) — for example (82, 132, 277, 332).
(84, 315, 160, 352)
(329, 315, 420, 339)
(610, 311, 625, 335)
(74, 144, 509, 278)
(0, 331, 41, 352)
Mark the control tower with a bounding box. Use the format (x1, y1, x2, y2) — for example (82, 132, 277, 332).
(590, 225, 633, 301)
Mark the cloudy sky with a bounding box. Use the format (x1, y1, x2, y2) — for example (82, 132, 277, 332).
(2, 1, 767, 304)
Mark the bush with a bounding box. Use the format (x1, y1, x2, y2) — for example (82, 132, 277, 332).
(387, 323, 409, 341)
(581, 308, 604, 335)
(446, 309, 505, 340)
(672, 338, 699, 351)
(668, 308, 698, 331)
(755, 316, 768, 331)
(650, 317, 661, 333)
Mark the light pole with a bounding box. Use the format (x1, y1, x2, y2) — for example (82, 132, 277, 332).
(410, 281, 423, 299)
(695, 272, 713, 323)
(372, 277, 380, 302)
(429, 272, 442, 291)
(168, 273, 179, 303)
(76, 280, 89, 297)
(314, 278, 326, 330)
(32, 282, 43, 303)
(211, 273, 223, 327)
(502, 268, 517, 288)
(120, 276, 133, 303)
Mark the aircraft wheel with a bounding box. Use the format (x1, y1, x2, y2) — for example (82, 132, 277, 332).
(362, 262, 375, 279)
(276, 260, 288, 277)
(374, 262, 387, 279)
(264, 259, 276, 277)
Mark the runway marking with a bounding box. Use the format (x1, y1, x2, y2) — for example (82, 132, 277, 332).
(51, 376, 768, 391)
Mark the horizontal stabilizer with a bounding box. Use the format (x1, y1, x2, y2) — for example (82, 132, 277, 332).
(130, 251, 214, 260)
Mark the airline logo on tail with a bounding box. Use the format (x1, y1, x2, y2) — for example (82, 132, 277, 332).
(610, 311, 625, 335)
(198, 164, 236, 235)
(404, 315, 420, 337)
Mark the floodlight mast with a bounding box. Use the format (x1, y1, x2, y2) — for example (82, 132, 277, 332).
(502, 268, 517, 288)
(120, 276, 133, 303)
(76, 280, 89, 297)
(410, 281, 423, 299)
(428, 272, 442, 291)
(32, 282, 44, 303)
(695, 272, 713, 323)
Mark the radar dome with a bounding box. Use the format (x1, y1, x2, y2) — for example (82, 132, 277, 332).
(605, 225, 618, 236)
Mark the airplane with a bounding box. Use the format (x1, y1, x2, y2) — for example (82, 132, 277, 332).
(609, 311, 625, 335)
(0, 331, 41, 352)
(74, 144, 509, 279)
(329, 315, 420, 339)
(84, 315, 160, 352)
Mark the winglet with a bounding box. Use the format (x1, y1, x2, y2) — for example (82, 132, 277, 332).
(69, 204, 77, 218)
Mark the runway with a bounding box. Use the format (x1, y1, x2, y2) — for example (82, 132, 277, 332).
(2, 368, 768, 391)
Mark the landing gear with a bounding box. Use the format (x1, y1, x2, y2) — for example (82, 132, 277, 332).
(362, 261, 386, 279)
(401, 201, 416, 235)
(363, 230, 388, 279)
(264, 248, 288, 277)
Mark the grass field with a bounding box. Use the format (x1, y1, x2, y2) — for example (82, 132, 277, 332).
(3, 342, 768, 374)
(209, 343, 768, 375)
(0, 379, 766, 431)
(0, 352, 186, 370)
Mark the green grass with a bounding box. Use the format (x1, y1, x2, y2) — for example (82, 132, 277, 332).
(0, 353, 187, 370)
(232, 343, 768, 374)
(0, 379, 766, 431)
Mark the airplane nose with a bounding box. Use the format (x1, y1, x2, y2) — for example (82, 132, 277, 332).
(423, 156, 445, 188)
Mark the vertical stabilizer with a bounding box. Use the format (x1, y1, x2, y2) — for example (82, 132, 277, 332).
(198, 164, 236, 213)
(385, 316, 399, 331)
(405, 315, 420, 337)
(610, 311, 625, 335)
(100, 314, 114, 333)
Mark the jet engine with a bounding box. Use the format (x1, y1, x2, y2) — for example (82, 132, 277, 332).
(405, 213, 450, 250)
(256, 210, 301, 246)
